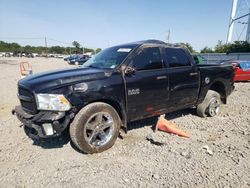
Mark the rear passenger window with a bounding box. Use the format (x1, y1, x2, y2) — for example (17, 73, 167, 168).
(132, 47, 163, 71)
(165, 48, 191, 67)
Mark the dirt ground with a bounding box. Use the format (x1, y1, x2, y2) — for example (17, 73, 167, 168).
(0, 57, 249, 187)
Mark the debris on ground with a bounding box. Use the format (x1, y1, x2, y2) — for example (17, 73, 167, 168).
(180, 150, 192, 159)
(203, 145, 213, 156)
(145, 134, 166, 146)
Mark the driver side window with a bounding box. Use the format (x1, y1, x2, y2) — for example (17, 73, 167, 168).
(131, 47, 163, 71)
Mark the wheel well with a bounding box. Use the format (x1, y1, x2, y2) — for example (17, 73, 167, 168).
(210, 81, 226, 104)
(90, 99, 126, 128)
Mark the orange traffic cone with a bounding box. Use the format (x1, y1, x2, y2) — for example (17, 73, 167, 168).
(155, 115, 190, 138)
(20, 61, 32, 78)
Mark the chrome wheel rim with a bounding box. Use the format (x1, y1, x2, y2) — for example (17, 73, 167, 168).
(84, 112, 114, 147)
(208, 97, 220, 116)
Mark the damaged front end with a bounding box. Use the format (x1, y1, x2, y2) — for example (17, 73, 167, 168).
(12, 106, 74, 139)
(14, 81, 76, 139)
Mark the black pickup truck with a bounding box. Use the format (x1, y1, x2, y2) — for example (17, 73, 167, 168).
(13, 40, 234, 153)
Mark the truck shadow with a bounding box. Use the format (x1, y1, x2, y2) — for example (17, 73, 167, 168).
(236, 80, 250, 83)
(127, 108, 196, 131)
(31, 131, 71, 149)
(30, 108, 196, 153)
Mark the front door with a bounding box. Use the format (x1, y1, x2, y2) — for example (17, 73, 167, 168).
(124, 46, 169, 121)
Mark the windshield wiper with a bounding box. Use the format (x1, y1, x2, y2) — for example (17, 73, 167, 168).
(85, 65, 100, 69)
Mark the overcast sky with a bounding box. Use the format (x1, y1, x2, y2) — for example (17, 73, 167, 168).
(0, 0, 233, 51)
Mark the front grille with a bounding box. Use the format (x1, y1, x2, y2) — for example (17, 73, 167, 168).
(18, 86, 37, 114)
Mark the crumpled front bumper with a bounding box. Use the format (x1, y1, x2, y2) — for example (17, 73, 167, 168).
(12, 105, 74, 139)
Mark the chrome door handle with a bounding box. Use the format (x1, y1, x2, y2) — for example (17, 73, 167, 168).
(190, 72, 198, 76)
(156, 76, 167, 80)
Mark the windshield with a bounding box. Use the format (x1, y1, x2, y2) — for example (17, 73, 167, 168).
(83, 46, 134, 69)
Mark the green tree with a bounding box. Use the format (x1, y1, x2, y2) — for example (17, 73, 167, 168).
(200, 47, 214, 53)
(10, 42, 21, 52)
(214, 41, 250, 53)
(179, 43, 195, 53)
(96, 48, 102, 53)
(228, 41, 250, 53)
(23, 45, 34, 53)
(49, 46, 65, 54)
(72, 41, 81, 49)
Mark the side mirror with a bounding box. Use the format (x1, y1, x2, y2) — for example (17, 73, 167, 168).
(125, 66, 136, 75)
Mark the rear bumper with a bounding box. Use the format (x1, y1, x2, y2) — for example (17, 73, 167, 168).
(13, 105, 74, 139)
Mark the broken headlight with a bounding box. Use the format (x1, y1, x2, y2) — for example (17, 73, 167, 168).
(36, 94, 71, 111)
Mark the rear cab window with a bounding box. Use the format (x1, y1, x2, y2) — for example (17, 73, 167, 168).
(165, 48, 191, 67)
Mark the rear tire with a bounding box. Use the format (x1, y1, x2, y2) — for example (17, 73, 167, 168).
(70, 102, 121, 154)
(197, 90, 221, 118)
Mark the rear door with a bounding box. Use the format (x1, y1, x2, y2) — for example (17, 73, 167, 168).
(164, 48, 200, 109)
(124, 45, 169, 121)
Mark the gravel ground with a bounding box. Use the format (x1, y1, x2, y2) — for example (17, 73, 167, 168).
(0, 57, 249, 187)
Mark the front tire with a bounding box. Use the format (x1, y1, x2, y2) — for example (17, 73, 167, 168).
(197, 90, 221, 117)
(70, 102, 121, 154)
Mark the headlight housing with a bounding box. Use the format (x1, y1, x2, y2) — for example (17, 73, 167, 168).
(36, 94, 71, 111)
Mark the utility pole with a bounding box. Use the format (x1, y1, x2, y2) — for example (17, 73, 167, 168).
(82, 42, 84, 55)
(45, 36, 47, 48)
(166, 30, 170, 43)
(45, 36, 48, 56)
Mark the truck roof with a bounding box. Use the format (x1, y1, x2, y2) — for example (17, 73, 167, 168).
(113, 40, 184, 49)
(123, 39, 166, 46)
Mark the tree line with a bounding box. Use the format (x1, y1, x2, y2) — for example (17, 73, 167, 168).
(178, 41, 250, 53)
(0, 40, 102, 55)
(0, 40, 249, 54)
(200, 41, 250, 53)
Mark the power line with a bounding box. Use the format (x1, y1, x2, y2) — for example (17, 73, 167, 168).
(0, 36, 95, 48)
(0, 37, 44, 40)
(47, 37, 72, 45)
(0, 36, 73, 46)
